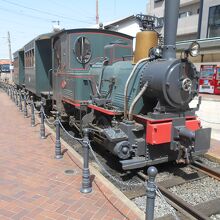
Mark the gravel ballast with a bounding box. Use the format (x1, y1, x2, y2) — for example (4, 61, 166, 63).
(133, 195, 177, 219)
(169, 177, 220, 206)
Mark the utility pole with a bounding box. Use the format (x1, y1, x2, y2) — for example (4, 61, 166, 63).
(96, 0, 99, 25)
(7, 31, 13, 83)
(52, 20, 61, 32)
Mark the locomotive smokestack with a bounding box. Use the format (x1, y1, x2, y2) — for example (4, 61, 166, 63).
(163, 0, 180, 59)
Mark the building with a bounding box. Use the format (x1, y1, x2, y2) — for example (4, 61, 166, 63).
(0, 59, 10, 65)
(101, 0, 220, 67)
(147, 0, 200, 41)
(147, 0, 220, 68)
(147, 0, 220, 41)
(103, 15, 140, 37)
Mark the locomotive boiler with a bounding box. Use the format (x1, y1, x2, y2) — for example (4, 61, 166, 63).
(12, 0, 211, 170)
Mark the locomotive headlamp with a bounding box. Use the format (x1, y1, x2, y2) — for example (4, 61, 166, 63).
(189, 42, 200, 57)
(149, 47, 162, 58)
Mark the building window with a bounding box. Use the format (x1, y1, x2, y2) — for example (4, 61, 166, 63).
(179, 11, 192, 18)
(207, 5, 220, 38)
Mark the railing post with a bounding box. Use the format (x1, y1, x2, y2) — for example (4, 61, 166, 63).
(7, 84, 9, 96)
(55, 112, 63, 159)
(13, 87, 16, 103)
(10, 86, 13, 100)
(40, 101, 46, 139)
(145, 166, 158, 220)
(15, 89, 18, 106)
(12, 87, 15, 102)
(30, 96, 35, 127)
(19, 89, 23, 112)
(11, 87, 14, 100)
(14, 88, 17, 103)
(23, 91, 28, 118)
(80, 128, 92, 194)
(8, 86, 10, 98)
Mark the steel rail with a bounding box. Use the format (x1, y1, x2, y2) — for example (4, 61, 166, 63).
(191, 161, 220, 181)
(137, 171, 211, 220)
(156, 183, 210, 220)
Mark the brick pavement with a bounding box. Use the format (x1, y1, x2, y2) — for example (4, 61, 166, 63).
(0, 90, 142, 220)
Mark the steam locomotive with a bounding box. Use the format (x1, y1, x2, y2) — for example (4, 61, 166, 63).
(12, 0, 211, 170)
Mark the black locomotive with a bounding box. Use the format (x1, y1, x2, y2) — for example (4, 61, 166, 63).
(12, 0, 211, 170)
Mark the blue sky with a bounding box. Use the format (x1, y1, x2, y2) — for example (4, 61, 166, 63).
(0, 0, 147, 59)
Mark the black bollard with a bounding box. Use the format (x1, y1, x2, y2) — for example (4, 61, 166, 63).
(55, 112, 63, 159)
(8, 85, 11, 96)
(40, 101, 46, 139)
(10, 87, 12, 99)
(13, 87, 16, 103)
(7, 85, 9, 95)
(12, 87, 14, 102)
(14, 88, 17, 103)
(11, 87, 13, 100)
(30, 96, 35, 127)
(80, 128, 92, 194)
(14, 88, 17, 105)
(19, 89, 23, 112)
(146, 166, 158, 220)
(15, 90, 19, 106)
(23, 92, 28, 118)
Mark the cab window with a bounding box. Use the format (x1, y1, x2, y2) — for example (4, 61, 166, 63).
(74, 36, 92, 64)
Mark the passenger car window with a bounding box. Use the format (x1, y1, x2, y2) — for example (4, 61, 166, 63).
(74, 36, 92, 64)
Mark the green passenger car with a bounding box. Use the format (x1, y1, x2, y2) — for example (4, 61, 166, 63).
(24, 33, 55, 97)
(13, 49, 24, 88)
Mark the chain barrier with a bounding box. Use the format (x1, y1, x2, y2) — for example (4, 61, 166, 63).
(199, 118, 220, 125)
(87, 141, 144, 187)
(31, 102, 41, 114)
(26, 95, 30, 105)
(87, 139, 180, 219)
(34, 108, 41, 114)
(4, 85, 180, 218)
(25, 99, 39, 113)
(58, 118, 83, 142)
(155, 186, 180, 220)
(42, 108, 57, 125)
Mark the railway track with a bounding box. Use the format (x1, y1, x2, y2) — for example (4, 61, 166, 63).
(42, 114, 220, 219)
(124, 161, 220, 220)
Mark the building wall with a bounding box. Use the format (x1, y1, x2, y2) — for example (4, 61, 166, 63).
(147, 0, 220, 67)
(147, 0, 220, 41)
(0, 59, 10, 65)
(146, 0, 200, 41)
(200, 0, 220, 38)
(104, 18, 142, 50)
(107, 20, 141, 37)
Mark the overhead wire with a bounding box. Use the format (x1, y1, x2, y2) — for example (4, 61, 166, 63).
(0, 5, 52, 22)
(49, 0, 94, 19)
(1, 0, 94, 24)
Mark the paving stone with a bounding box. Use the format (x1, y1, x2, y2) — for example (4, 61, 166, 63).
(0, 91, 141, 219)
